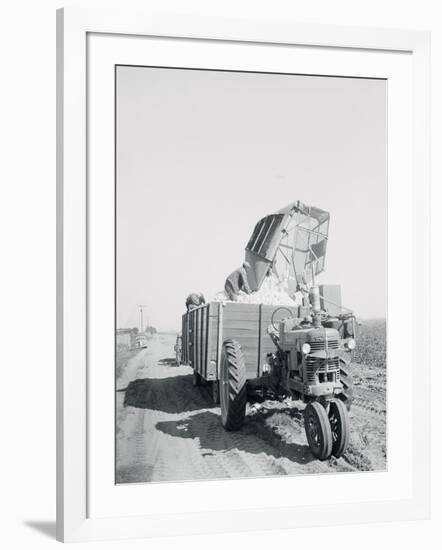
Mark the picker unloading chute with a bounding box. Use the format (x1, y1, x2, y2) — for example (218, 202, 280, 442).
(245, 200, 329, 294)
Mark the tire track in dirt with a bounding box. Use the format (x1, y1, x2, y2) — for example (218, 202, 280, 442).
(353, 396, 386, 418)
(116, 334, 292, 482)
(116, 333, 386, 483)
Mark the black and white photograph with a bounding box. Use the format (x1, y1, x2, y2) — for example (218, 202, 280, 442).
(115, 66, 387, 484)
(1, 0, 437, 545)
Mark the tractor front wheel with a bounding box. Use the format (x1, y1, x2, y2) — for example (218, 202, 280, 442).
(329, 398, 350, 458)
(220, 339, 247, 431)
(304, 402, 333, 460)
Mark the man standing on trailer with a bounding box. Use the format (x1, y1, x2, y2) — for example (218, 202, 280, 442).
(185, 292, 205, 311)
(224, 261, 252, 301)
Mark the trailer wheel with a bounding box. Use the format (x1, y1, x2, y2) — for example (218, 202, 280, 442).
(211, 380, 220, 405)
(338, 358, 354, 410)
(304, 402, 333, 460)
(329, 399, 350, 458)
(220, 339, 247, 431)
(192, 371, 202, 386)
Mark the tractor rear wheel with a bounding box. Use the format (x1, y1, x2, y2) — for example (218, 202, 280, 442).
(329, 398, 350, 458)
(220, 339, 247, 431)
(339, 358, 354, 410)
(304, 402, 333, 460)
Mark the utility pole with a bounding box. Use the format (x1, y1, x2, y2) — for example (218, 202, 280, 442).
(137, 305, 148, 333)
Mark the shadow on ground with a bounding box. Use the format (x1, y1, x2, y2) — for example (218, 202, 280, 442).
(157, 357, 177, 366)
(24, 521, 56, 539)
(122, 374, 216, 414)
(156, 410, 315, 465)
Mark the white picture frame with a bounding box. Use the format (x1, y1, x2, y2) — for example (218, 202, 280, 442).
(56, 7, 430, 543)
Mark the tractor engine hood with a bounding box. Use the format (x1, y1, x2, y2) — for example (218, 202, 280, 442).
(245, 200, 330, 294)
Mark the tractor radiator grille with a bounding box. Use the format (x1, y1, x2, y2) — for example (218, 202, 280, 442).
(327, 338, 339, 349)
(309, 338, 339, 351)
(305, 356, 339, 371)
(308, 356, 339, 369)
(304, 350, 340, 384)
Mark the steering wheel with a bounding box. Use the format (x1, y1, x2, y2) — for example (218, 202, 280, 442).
(271, 307, 294, 331)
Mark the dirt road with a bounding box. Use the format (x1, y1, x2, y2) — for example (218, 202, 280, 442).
(116, 333, 386, 483)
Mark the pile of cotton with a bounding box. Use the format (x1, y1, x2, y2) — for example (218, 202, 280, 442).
(213, 274, 301, 306)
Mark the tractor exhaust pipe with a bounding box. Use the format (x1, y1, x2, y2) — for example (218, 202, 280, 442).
(310, 285, 322, 327)
(310, 261, 321, 327)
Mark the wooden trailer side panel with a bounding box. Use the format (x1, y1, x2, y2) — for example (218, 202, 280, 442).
(195, 305, 208, 378)
(221, 303, 261, 379)
(206, 303, 219, 381)
(195, 307, 201, 375)
(219, 303, 299, 379)
(181, 303, 218, 381)
(181, 309, 193, 367)
(181, 313, 188, 364)
(182, 302, 301, 381)
(259, 305, 299, 365)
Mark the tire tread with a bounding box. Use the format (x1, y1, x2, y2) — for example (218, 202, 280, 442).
(304, 402, 333, 461)
(221, 339, 247, 431)
(339, 359, 354, 410)
(329, 398, 350, 458)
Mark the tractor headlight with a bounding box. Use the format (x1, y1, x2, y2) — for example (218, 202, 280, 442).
(302, 343, 311, 354)
(346, 338, 356, 350)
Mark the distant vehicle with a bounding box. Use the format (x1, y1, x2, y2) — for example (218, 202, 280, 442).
(135, 333, 148, 349)
(174, 336, 182, 366)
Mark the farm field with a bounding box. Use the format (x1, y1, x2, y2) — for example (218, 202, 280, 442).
(116, 320, 386, 483)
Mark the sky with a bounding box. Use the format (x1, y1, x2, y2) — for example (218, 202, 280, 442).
(116, 66, 387, 332)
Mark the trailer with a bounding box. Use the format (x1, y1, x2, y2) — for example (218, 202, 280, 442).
(181, 301, 308, 399)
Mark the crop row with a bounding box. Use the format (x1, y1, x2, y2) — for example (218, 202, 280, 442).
(353, 318, 386, 370)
